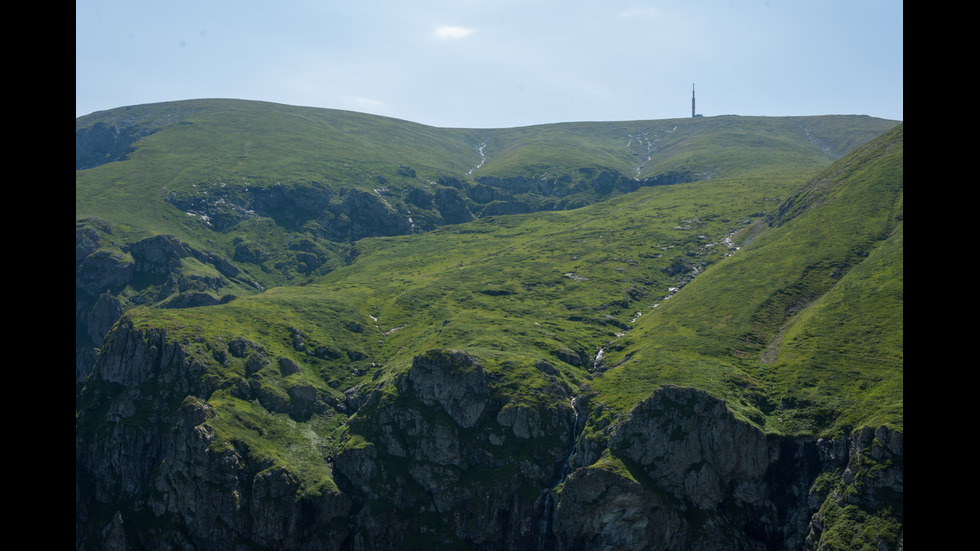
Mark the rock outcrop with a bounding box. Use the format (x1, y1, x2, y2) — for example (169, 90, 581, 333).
(149, 397, 354, 550)
(76, 321, 902, 550)
(75, 221, 250, 381)
(551, 386, 902, 550)
(75, 121, 155, 169)
(332, 348, 577, 549)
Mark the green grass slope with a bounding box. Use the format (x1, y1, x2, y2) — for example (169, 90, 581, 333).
(76, 101, 901, 523)
(590, 123, 903, 437)
(76, 100, 895, 253)
(115, 169, 776, 405)
(96, 170, 785, 500)
(75, 100, 897, 324)
(103, 122, 902, 502)
(75, 100, 483, 283)
(474, 114, 890, 183)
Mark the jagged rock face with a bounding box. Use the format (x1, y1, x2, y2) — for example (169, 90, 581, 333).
(551, 466, 684, 551)
(74, 223, 248, 381)
(76, 322, 902, 550)
(555, 387, 793, 549)
(340, 189, 414, 240)
(76, 122, 153, 169)
(76, 325, 354, 551)
(804, 426, 904, 550)
(552, 387, 903, 551)
(400, 349, 490, 428)
(609, 386, 776, 509)
(76, 323, 202, 507)
(333, 349, 577, 549)
(432, 187, 475, 224)
(149, 397, 354, 550)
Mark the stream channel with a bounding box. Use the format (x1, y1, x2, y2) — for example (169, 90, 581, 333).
(537, 396, 586, 550)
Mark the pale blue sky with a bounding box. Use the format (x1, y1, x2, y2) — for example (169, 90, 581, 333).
(76, 0, 903, 128)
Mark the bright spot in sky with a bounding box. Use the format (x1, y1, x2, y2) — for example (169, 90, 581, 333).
(434, 26, 474, 40)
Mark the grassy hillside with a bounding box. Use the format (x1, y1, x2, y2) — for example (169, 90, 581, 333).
(475, 114, 886, 182)
(76, 100, 902, 549)
(77, 100, 900, 429)
(590, 124, 903, 436)
(76, 100, 896, 305)
(115, 173, 766, 404)
(76, 100, 893, 246)
(75, 100, 482, 286)
(83, 124, 900, 534)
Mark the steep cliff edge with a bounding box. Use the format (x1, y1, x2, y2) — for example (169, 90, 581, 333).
(552, 386, 901, 550)
(76, 320, 355, 551)
(77, 340, 578, 549)
(77, 327, 901, 550)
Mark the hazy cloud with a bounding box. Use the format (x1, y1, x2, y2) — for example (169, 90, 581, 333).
(434, 26, 474, 39)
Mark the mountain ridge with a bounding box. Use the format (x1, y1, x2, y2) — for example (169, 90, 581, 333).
(75, 100, 897, 297)
(76, 99, 902, 550)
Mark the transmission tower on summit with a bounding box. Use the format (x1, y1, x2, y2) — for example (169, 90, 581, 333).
(692, 83, 695, 118)
(691, 84, 702, 117)
(691, 83, 701, 117)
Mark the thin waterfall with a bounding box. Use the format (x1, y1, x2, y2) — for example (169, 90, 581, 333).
(537, 397, 584, 550)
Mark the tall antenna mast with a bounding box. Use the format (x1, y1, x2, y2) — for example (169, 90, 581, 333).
(692, 83, 696, 118)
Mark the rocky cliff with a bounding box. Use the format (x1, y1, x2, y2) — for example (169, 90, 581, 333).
(554, 387, 902, 550)
(76, 326, 902, 550)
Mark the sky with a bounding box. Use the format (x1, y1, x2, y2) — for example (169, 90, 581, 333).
(76, 0, 903, 129)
